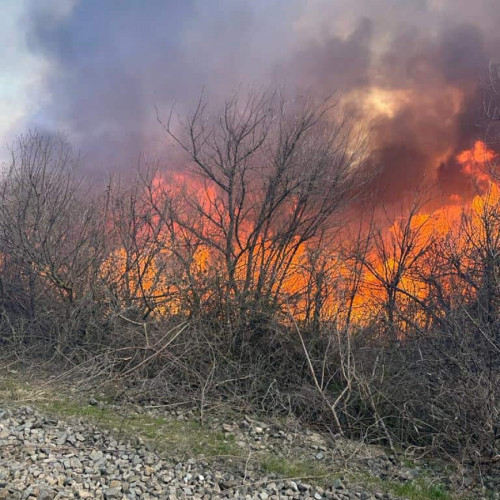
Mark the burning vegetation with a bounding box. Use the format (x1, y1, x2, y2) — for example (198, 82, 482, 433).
(0, 89, 499, 474)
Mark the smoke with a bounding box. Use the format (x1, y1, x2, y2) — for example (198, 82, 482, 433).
(17, 0, 500, 196)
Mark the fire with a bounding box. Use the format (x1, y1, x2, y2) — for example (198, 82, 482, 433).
(456, 140, 495, 167)
(456, 140, 496, 188)
(104, 140, 499, 329)
(351, 141, 499, 327)
(311, 141, 499, 328)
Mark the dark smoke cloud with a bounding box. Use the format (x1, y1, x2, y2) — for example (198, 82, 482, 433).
(19, 0, 500, 197)
(24, 0, 297, 174)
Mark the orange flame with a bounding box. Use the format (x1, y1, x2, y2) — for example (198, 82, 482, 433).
(456, 140, 496, 189)
(106, 141, 499, 328)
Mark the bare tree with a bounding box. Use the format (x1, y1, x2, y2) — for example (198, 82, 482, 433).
(0, 131, 106, 348)
(158, 90, 368, 337)
(357, 194, 435, 340)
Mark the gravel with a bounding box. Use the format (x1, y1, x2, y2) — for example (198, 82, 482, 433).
(1, 404, 496, 499)
(0, 406, 400, 500)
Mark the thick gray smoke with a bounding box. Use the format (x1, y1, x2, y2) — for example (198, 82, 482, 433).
(20, 0, 500, 198)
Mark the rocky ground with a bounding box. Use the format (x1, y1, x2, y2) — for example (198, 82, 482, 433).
(0, 374, 498, 499)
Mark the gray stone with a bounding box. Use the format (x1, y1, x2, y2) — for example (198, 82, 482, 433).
(104, 488, 121, 498)
(90, 450, 103, 461)
(66, 434, 77, 445)
(333, 479, 344, 490)
(37, 491, 53, 500)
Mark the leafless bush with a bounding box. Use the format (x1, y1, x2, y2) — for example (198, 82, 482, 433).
(0, 91, 498, 474)
(158, 90, 368, 335)
(0, 131, 109, 352)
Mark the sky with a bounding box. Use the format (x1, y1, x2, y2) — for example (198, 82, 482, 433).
(0, 0, 49, 151)
(2, 0, 500, 199)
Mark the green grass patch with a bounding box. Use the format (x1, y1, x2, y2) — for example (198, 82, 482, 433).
(390, 480, 449, 500)
(0, 372, 242, 462)
(260, 455, 331, 480)
(0, 377, 22, 400)
(348, 471, 451, 500)
(0, 376, 40, 402)
(37, 396, 241, 461)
